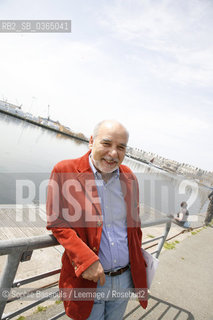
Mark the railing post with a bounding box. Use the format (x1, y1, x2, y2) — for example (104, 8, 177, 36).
(155, 220, 172, 258)
(0, 252, 22, 319)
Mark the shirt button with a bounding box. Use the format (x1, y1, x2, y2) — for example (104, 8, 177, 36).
(111, 242, 114, 246)
(114, 259, 117, 263)
(93, 247, 97, 252)
(74, 266, 77, 270)
(97, 221, 102, 227)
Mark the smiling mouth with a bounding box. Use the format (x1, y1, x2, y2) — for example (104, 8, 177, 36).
(103, 159, 118, 165)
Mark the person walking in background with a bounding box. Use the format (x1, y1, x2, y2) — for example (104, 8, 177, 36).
(175, 201, 190, 228)
(204, 190, 213, 226)
(46, 120, 148, 320)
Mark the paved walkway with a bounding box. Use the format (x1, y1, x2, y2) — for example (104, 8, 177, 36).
(124, 226, 213, 320)
(23, 226, 213, 320)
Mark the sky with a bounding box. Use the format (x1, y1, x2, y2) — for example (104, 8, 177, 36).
(0, 0, 212, 172)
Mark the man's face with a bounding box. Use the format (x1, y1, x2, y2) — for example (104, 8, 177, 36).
(89, 124, 128, 173)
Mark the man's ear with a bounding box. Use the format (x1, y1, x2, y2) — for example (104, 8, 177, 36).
(89, 136, 93, 150)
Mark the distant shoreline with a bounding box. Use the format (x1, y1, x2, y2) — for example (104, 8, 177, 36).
(0, 100, 212, 188)
(0, 107, 88, 143)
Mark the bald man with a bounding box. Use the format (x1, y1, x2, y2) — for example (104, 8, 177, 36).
(46, 120, 148, 320)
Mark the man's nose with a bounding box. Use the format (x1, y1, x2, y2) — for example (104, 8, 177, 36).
(109, 148, 118, 158)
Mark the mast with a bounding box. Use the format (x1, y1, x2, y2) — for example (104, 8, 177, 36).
(48, 105, 50, 120)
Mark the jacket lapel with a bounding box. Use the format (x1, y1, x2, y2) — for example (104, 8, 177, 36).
(76, 151, 102, 219)
(120, 168, 140, 229)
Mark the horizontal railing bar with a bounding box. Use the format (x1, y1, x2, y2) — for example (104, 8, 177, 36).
(0, 234, 59, 255)
(2, 291, 59, 320)
(13, 269, 61, 287)
(142, 235, 164, 245)
(49, 311, 66, 320)
(0, 219, 171, 256)
(150, 250, 159, 255)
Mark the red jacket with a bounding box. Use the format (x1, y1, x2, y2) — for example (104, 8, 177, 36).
(46, 151, 148, 320)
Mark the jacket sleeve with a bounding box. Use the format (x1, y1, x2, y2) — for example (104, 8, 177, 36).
(46, 167, 99, 277)
(51, 228, 99, 277)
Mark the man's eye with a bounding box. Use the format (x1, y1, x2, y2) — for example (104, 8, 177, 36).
(103, 142, 110, 146)
(118, 146, 125, 151)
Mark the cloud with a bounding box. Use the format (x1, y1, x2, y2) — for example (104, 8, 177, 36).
(99, 0, 213, 87)
(0, 0, 212, 171)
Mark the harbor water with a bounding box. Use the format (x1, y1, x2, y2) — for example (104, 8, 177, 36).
(0, 112, 210, 217)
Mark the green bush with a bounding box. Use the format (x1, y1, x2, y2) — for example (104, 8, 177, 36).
(164, 241, 176, 250)
(35, 305, 47, 313)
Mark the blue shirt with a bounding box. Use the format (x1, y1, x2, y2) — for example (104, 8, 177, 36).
(89, 156, 129, 271)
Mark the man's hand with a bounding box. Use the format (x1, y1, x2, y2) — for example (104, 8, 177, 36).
(81, 260, 105, 286)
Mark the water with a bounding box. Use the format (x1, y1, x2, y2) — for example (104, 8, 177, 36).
(0, 112, 210, 216)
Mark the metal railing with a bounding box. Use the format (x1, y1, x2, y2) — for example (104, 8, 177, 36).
(0, 218, 171, 320)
